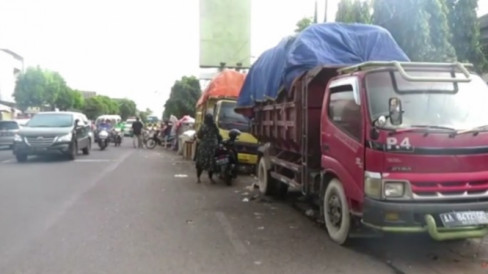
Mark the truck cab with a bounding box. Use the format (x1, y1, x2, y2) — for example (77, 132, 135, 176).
(321, 62, 488, 243)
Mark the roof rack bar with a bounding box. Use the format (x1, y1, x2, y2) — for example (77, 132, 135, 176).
(337, 61, 473, 83)
(393, 61, 471, 83)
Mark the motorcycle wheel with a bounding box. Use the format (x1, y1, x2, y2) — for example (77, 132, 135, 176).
(98, 140, 107, 150)
(146, 138, 157, 149)
(224, 166, 232, 186)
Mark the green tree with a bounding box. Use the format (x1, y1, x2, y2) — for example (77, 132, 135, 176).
(335, 0, 371, 24)
(446, 0, 487, 72)
(424, 0, 457, 62)
(373, 0, 454, 62)
(44, 71, 68, 110)
(72, 90, 85, 110)
(98, 95, 119, 114)
(13, 67, 46, 111)
(83, 96, 109, 120)
(163, 76, 202, 119)
(55, 88, 76, 111)
(115, 98, 137, 120)
(295, 17, 314, 33)
(138, 108, 152, 123)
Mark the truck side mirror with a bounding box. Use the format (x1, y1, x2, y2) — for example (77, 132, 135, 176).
(388, 97, 403, 126)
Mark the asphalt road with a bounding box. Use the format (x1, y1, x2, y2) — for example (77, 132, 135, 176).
(0, 141, 487, 273)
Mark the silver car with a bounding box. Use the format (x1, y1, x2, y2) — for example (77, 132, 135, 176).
(0, 120, 20, 148)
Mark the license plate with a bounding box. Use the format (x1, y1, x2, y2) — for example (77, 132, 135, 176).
(216, 157, 229, 165)
(440, 211, 488, 227)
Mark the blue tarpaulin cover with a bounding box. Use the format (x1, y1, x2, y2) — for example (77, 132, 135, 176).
(237, 23, 410, 109)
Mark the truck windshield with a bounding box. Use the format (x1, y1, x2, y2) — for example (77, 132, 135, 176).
(218, 101, 250, 132)
(366, 71, 488, 131)
(27, 114, 73, 128)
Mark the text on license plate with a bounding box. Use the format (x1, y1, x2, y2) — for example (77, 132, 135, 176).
(216, 158, 229, 165)
(440, 211, 488, 227)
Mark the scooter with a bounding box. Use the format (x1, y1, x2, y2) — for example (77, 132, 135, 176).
(97, 129, 109, 150)
(112, 128, 123, 147)
(214, 129, 240, 186)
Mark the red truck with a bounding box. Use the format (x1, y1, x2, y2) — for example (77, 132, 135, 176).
(237, 23, 488, 244)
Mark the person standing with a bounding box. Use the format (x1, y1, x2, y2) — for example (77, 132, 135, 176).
(132, 117, 144, 148)
(195, 114, 222, 184)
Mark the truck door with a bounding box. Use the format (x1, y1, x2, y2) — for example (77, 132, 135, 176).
(322, 77, 364, 204)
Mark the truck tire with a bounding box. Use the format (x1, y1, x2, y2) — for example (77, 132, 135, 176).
(323, 178, 350, 245)
(257, 157, 274, 196)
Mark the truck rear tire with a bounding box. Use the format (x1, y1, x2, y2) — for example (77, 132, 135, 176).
(258, 157, 274, 196)
(323, 178, 350, 245)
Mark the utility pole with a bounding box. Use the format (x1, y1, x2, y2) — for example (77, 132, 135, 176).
(324, 0, 328, 22)
(314, 0, 318, 23)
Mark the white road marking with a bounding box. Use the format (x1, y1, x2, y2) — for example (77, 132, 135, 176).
(74, 159, 112, 163)
(0, 159, 14, 164)
(215, 211, 248, 255)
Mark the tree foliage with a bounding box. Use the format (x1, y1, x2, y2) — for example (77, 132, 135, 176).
(335, 0, 371, 24)
(14, 67, 46, 111)
(13, 66, 142, 118)
(445, 0, 487, 72)
(163, 76, 201, 119)
(82, 96, 109, 120)
(295, 17, 314, 33)
(373, 0, 455, 62)
(138, 108, 152, 123)
(115, 98, 137, 120)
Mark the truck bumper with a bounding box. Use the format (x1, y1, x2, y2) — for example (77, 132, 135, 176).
(362, 198, 488, 240)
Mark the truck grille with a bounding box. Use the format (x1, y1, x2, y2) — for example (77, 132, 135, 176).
(26, 136, 55, 147)
(411, 180, 488, 200)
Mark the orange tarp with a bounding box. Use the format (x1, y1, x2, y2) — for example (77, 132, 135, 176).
(196, 70, 246, 107)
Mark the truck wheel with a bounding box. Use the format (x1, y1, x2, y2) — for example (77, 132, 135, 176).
(257, 157, 274, 195)
(323, 178, 350, 245)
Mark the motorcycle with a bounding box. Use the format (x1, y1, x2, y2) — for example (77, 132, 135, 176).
(214, 129, 240, 186)
(112, 128, 123, 147)
(97, 129, 109, 150)
(146, 131, 175, 149)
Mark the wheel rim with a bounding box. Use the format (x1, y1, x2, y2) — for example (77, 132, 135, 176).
(327, 191, 342, 229)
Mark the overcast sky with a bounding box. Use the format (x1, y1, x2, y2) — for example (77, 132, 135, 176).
(0, 0, 487, 116)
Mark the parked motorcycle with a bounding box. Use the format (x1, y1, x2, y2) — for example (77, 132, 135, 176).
(97, 129, 109, 150)
(146, 131, 175, 149)
(214, 129, 240, 185)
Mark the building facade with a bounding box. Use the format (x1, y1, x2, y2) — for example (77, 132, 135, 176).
(0, 49, 23, 119)
(0, 49, 23, 103)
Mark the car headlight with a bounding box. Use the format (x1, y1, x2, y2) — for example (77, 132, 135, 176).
(364, 171, 382, 199)
(14, 134, 23, 142)
(384, 181, 405, 198)
(57, 133, 73, 142)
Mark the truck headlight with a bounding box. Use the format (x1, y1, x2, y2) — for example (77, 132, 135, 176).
(14, 134, 23, 142)
(364, 171, 382, 199)
(57, 133, 73, 142)
(384, 182, 405, 198)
